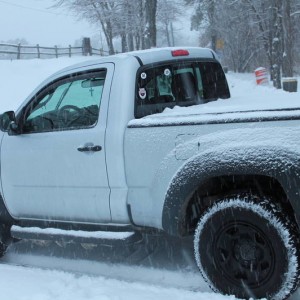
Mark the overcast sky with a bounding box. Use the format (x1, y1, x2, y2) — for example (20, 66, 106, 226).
(0, 0, 97, 46)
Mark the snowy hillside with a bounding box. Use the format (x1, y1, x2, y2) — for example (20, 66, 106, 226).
(0, 57, 299, 300)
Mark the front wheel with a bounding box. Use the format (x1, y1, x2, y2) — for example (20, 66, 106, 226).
(194, 195, 300, 300)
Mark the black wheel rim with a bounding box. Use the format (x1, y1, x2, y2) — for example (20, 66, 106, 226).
(213, 221, 275, 288)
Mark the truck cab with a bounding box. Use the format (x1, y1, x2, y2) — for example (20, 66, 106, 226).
(0, 47, 228, 226)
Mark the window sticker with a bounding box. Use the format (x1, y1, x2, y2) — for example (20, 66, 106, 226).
(138, 88, 147, 99)
(141, 72, 147, 79)
(164, 68, 171, 76)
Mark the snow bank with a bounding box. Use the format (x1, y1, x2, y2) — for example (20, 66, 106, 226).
(0, 57, 94, 112)
(0, 264, 236, 300)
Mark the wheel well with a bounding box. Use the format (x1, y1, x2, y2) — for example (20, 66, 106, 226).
(182, 175, 296, 235)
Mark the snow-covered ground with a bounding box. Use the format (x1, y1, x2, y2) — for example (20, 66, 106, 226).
(0, 264, 226, 300)
(0, 57, 299, 300)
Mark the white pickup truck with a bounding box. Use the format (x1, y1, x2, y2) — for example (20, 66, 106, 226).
(0, 47, 300, 300)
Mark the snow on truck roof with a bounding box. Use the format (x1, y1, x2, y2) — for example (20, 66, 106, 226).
(124, 47, 216, 64)
(54, 47, 216, 76)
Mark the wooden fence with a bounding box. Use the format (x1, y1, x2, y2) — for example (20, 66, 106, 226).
(0, 39, 109, 60)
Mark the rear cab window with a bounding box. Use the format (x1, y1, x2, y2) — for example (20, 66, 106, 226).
(135, 60, 230, 118)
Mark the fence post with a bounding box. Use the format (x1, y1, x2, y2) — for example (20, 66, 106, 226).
(100, 48, 104, 56)
(69, 45, 71, 57)
(17, 43, 21, 59)
(37, 44, 40, 59)
(55, 45, 58, 58)
(82, 37, 92, 56)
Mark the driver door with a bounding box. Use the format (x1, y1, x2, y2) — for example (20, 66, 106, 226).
(0, 64, 113, 223)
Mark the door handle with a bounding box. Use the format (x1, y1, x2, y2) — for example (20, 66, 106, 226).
(77, 145, 102, 152)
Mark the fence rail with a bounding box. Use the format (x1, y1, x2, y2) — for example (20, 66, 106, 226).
(0, 40, 108, 60)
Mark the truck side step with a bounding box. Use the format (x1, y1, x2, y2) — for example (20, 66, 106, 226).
(11, 225, 142, 246)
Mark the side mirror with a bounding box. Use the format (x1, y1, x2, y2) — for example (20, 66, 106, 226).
(0, 111, 20, 134)
(0, 111, 15, 132)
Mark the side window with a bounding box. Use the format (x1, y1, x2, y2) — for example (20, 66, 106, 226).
(22, 70, 106, 133)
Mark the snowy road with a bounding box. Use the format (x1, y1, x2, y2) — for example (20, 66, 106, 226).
(0, 233, 232, 300)
(1, 233, 300, 300)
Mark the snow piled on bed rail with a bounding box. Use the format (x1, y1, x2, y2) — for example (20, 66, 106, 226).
(129, 72, 300, 127)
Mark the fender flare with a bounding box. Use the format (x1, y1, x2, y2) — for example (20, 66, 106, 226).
(162, 146, 300, 236)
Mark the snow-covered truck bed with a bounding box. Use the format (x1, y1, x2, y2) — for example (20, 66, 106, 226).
(0, 47, 299, 300)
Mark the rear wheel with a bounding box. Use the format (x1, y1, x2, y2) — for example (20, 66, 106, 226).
(194, 194, 300, 300)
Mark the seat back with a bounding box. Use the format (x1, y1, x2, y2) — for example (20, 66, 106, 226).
(171, 72, 197, 102)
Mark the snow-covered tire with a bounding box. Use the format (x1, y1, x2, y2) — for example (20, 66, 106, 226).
(194, 195, 300, 300)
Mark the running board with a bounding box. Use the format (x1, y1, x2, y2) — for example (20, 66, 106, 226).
(11, 225, 142, 245)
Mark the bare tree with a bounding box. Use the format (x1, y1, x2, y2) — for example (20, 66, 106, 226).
(186, 0, 300, 88)
(145, 0, 158, 48)
(185, 0, 219, 51)
(157, 0, 182, 46)
(220, 2, 262, 72)
(271, 0, 283, 88)
(245, 0, 291, 88)
(52, 0, 119, 54)
(282, 0, 294, 77)
(52, 0, 158, 53)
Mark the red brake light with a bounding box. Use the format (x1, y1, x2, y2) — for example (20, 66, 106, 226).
(171, 49, 189, 57)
